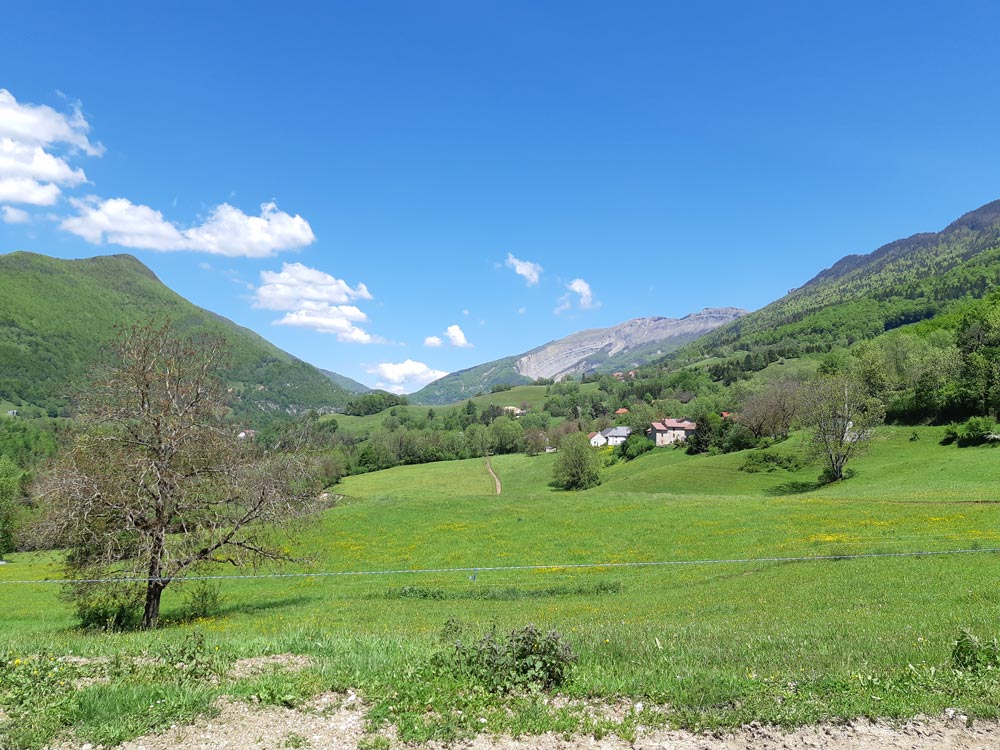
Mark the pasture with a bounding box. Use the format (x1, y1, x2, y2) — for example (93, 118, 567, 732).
(2, 425, 1000, 747)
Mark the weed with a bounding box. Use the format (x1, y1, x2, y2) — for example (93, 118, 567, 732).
(952, 628, 1000, 671)
(433, 622, 577, 693)
(179, 579, 225, 620)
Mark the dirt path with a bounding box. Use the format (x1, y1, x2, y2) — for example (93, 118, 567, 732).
(485, 457, 501, 495)
(69, 697, 1000, 750)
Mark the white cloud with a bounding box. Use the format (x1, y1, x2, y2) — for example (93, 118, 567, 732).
(0, 90, 315, 256)
(445, 324, 472, 348)
(253, 262, 380, 343)
(1, 205, 31, 224)
(254, 262, 371, 310)
(274, 304, 379, 344)
(61, 198, 315, 257)
(0, 90, 100, 206)
(0, 177, 61, 206)
(424, 335, 443, 347)
(505, 252, 543, 286)
(0, 89, 103, 156)
(368, 359, 448, 394)
(183, 201, 315, 257)
(555, 277, 599, 314)
(0, 138, 87, 186)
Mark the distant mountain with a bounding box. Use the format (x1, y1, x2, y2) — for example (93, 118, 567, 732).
(663, 198, 1000, 371)
(411, 308, 747, 405)
(320, 368, 370, 394)
(0, 251, 354, 418)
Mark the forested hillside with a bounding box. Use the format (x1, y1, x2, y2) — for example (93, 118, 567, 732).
(0, 251, 352, 419)
(665, 199, 1000, 374)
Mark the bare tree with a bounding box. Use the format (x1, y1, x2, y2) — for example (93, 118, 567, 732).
(34, 321, 321, 629)
(738, 379, 802, 440)
(803, 375, 885, 482)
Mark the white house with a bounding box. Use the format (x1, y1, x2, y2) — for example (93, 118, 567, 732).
(588, 431, 607, 447)
(599, 426, 632, 447)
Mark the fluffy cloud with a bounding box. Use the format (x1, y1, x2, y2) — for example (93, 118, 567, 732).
(445, 324, 472, 348)
(555, 277, 598, 314)
(1, 89, 315, 256)
(0, 90, 100, 206)
(0, 178, 60, 206)
(253, 262, 379, 343)
(1, 205, 30, 224)
(0, 89, 103, 156)
(424, 335, 443, 347)
(505, 252, 543, 286)
(367, 359, 448, 394)
(61, 198, 316, 257)
(254, 262, 371, 310)
(274, 304, 377, 344)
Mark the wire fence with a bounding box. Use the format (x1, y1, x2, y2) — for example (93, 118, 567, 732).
(1, 545, 998, 586)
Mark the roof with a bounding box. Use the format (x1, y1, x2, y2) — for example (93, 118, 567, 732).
(650, 419, 697, 431)
(615, 407, 630, 414)
(601, 426, 633, 438)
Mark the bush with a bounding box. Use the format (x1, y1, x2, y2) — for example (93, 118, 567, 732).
(952, 628, 1000, 671)
(616, 433, 654, 461)
(179, 580, 225, 620)
(739, 450, 804, 473)
(71, 585, 143, 631)
(960, 416, 998, 446)
(433, 621, 577, 693)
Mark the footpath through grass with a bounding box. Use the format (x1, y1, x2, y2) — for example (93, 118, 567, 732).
(3, 426, 1000, 747)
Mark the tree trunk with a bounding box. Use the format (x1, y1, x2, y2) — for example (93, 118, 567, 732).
(142, 536, 167, 629)
(142, 579, 166, 629)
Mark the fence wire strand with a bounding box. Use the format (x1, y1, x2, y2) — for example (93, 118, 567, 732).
(1, 545, 998, 586)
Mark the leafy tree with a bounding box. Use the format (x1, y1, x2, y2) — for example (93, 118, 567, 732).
(803, 375, 885, 482)
(0, 455, 20, 558)
(488, 416, 524, 454)
(345, 390, 408, 416)
(616, 433, 654, 461)
(552, 432, 601, 490)
(33, 321, 321, 629)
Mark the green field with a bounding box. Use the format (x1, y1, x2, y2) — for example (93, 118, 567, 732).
(3, 426, 1000, 747)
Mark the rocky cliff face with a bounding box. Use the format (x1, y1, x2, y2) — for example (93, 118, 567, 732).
(513, 307, 747, 381)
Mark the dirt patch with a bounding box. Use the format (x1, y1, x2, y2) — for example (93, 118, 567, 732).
(62, 698, 1000, 750)
(228, 654, 313, 680)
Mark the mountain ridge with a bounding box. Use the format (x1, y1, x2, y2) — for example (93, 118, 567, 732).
(412, 307, 746, 404)
(0, 251, 356, 419)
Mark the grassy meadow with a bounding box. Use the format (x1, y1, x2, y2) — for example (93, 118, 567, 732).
(3, 425, 1000, 747)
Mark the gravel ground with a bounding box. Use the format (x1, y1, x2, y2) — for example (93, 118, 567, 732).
(51, 696, 1000, 750)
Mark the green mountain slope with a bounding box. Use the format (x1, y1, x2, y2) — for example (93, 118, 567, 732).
(667, 198, 1000, 371)
(0, 251, 353, 418)
(319, 368, 370, 394)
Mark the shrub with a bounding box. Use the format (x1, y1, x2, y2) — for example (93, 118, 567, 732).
(616, 433, 654, 461)
(739, 450, 804, 473)
(179, 579, 225, 620)
(71, 584, 143, 631)
(960, 416, 998, 446)
(952, 628, 1000, 671)
(433, 622, 577, 693)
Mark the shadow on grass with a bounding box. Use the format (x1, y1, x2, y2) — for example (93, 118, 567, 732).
(764, 480, 825, 496)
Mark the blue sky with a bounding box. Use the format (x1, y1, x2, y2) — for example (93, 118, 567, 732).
(2, 2, 999, 392)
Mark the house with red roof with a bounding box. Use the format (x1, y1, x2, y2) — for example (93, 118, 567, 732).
(647, 418, 696, 446)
